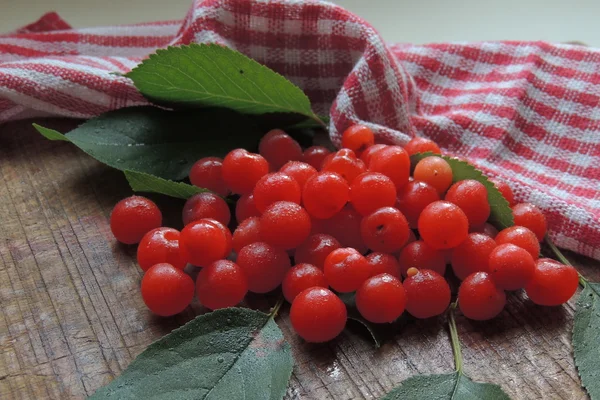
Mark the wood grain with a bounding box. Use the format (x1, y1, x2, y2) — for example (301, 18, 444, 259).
(1, 119, 597, 400)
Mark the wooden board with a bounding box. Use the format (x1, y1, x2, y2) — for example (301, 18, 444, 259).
(1, 118, 597, 400)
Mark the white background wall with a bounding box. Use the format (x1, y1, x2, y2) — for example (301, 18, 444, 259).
(1, 0, 599, 46)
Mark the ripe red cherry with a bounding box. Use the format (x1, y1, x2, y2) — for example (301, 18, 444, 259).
(366, 252, 401, 279)
(303, 172, 349, 219)
(196, 260, 248, 310)
(259, 129, 303, 170)
(451, 233, 496, 280)
(282, 263, 328, 303)
(313, 204, 368, 254)
(253, 172, 301, 213)
(222, 149, 269, 195)
(512, 203, 547, 241)
(368, 145, 410, 189)
(360, 144, 387, 165)
(189, 157, 229, 197)
(445, 179, 490, 227)
(418, 201, 469, 250)
(236, 242, 291, 293)
(302, 146, 331, 170)
(279, 161, 318, 189)
(525, 258, 579, 306)
(323, 248, 372, 293)
(413, 156, 453, 195)
(110, 195, 162, 244)
(322, 149, 367, 183)
(349, 172, 397, 216)
(404, 137, 441, 156)
(356, 274, 406, 323)
(403, 269, 451, 318)
(458, 272, 506, 320)
(294, 233, 341, 269)
(231, 217, 261, 253)
(495, 226, 540, 260)
(360, 207, 410, 253)
(489, 178, 515, 206)
(260, 201, 311, 250)
(182, 192, 231, 226)
(290, 287, 347, 343)
(396, 180, 440, 228)
(488, 243, 535, 290)
(470, 222, 499, 238)
(179, 219, 232, 267)
(398, 240, 446, 277)
(341, 124, 375, 156)
(137, 227, 187, 271)
(141, 263, 194, 316)
(235, 193, 260, 222)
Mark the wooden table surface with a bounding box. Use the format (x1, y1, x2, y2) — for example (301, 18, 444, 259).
(1, 118, 598, 400)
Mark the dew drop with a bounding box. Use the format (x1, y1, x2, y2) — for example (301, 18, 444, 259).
(217, 356, 224, 363)
(178, 159, 187, 165)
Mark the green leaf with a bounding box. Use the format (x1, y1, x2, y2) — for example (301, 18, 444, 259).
(90, 307, 294, 400)
(125, 44, 323, 126)
(381, 372, 510, 400)
(124, 170, 208, 199)
(34, 106, 262, 181)
(410, 153, 514, 229)
(573, 282, 600, 399)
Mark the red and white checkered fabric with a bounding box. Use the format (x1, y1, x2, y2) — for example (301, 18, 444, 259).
(1, 0, 598, 260)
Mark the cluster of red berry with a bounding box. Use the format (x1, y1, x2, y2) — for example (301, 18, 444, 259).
(109, 126, 579, 343)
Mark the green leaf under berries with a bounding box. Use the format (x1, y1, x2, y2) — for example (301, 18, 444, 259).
(381, 372, 510, 400)
(573, 282, 600, 399)
(125, 44, 324, 126)
(90, 307, 294, 399)
(124, 170, 208, 200)
(410, 152, 514, 229)
(33, 106, 262, 181)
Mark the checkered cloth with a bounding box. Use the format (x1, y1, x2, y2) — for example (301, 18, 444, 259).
(1, 0, 598, 260)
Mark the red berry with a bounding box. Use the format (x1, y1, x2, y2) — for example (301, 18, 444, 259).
(512, 203, 547, 241)
(110, 196, 162, 244)
(302, 146, 331, 170)
(398, 240, 446, 277)
(444, 179, 490, 227)
(489, 178, 515, 206)
(488, 243, 535, 290)
(253, 172, 301, 213)
(280, 161, 318, 189)
(182, 192, 231, 227)
(322, 149, 366, 183)
(260, 201, 311, 250)
(196, 260, 248, 310)
(525, 258, 579, 306)
(282, 263, 328, 303)
(303, 172, 350, 219)
(232, 217, 261, 253)
(222, 149, 269, 194)
(396, 180, 440, 228)
(323, 248, 372, 292)
(189, 157, 229, 197)
(313, 204, 367, 253)
(341, 124, 375, 156)
(458, 272, 506, 321)
(141, 263, 194, 316)
(470, 223, 499, 238)
(137, 227, 187, 271)
(294, 233, 341, 269)
(368, 145, 410, 189)
(495, 226, 540, 260)
(366, 252, 401, 279)
(179, 219, 232, 267)
(404, 137, 441, 156)
(350, 172, 397, 216)
(360, 207, 410, 253)
(235, 193, 260, 222)
(451, 233, 496, 280)
(356, 274, 406, 323)
(418, 201, 469, 250)
(290, 287, 347, 343)
(259, 129, 303, 170)
(236, 242, 291, 293)
(413, 156, 453, 195)
(360, 144, 387, 165)
(404, 269, 451, 318)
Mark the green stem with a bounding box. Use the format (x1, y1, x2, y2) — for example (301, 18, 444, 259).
(311, 113, 328, 130)
(448, 302, 463, 373)
(270, 296, 285, 318)
(544, 236, 588, 287)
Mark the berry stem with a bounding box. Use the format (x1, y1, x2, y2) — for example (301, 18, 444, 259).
(544, 236, 588, 287)
(448, 301, 463, 373)
(270, 295, 285, 318)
